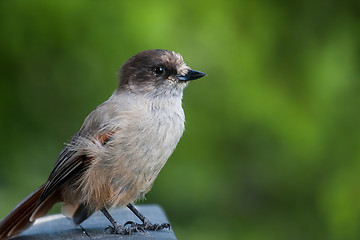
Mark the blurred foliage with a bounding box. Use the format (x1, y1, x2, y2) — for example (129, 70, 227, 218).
(0, 0, 359, 239)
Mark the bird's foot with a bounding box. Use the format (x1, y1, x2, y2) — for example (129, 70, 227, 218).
(124, 218, 170, 232)
(105, 223, 131, 235)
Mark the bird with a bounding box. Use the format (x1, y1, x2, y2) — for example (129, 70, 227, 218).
(0, 49, 206, 239)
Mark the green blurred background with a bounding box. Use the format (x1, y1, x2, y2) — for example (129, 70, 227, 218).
(0, 0, 359, 239)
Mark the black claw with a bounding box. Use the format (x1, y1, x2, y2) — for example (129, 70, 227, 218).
(157, 223, 171, 230)
(105, 226, 113, 234)
(124, 221, 135, 227)
(104, 225, 113, 233)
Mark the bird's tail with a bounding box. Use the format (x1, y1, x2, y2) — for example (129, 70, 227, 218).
(0, 184, 59, 239)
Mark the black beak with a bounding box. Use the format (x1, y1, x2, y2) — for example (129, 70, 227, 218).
(177, 70, 207, 81)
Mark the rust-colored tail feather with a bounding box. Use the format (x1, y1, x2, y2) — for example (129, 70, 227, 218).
(0, 185, 46, 239)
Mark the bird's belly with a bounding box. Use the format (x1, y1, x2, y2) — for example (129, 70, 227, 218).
(109, 117, 184, 203)
(72, 113, 184, 210)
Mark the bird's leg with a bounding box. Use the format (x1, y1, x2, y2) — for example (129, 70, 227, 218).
(124, 203, 170, 232)
(101, 207, 131, 235)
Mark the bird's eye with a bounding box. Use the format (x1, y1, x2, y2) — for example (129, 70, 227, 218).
(153, 66, 165, 76)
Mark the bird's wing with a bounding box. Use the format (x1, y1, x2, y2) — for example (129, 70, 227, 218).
(36, 102, 118, 207)
(37, 147, 83, 206)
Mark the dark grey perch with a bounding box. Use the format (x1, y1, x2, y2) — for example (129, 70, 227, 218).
(12, 204, 177, 240)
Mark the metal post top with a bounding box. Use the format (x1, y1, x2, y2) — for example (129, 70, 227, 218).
(14, 204, 177, 240)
